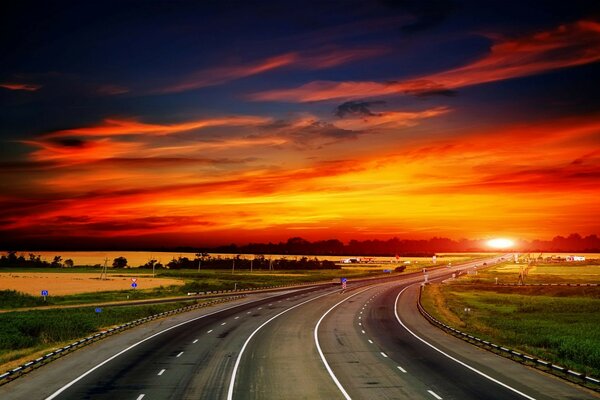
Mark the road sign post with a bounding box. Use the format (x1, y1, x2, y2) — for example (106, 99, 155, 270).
(341, 277, 347, 290)
(131, 282, 137, 289)
(41, 290, 48, 301)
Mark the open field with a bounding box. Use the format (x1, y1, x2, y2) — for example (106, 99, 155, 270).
(422, 260, 600, 377)
(4, 251, 498, 268)
(0, 272, 184, 296)
(460, 260, 600, 285)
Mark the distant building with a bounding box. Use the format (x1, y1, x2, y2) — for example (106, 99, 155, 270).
(565, 255, 585, 262)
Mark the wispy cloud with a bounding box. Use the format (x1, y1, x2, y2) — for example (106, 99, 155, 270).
(0, 82, 42, 91)
(250, 20, 600, 102)
(158, 47, 387, 93)
(42, 115, 272, 138)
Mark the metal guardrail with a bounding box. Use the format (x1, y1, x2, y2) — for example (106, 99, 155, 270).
(496, 283, 598, 287)
(0, 295, 246, 386)
(416, 285, 600, 390)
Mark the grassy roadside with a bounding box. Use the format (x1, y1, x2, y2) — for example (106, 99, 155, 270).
(0, 300, 201, 373)
(0, 268, 403, 310)
(421, 263, 600, 378)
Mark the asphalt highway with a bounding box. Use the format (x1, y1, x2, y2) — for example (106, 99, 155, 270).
(1, 256, 597, 400)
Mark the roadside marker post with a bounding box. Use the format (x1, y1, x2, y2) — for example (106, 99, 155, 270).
(41, 290, 48, 301)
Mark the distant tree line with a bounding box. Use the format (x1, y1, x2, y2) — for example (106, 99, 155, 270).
(0, 252, 74, 268)
(170, 234, 600, 255)
(162, 253, 338, 270)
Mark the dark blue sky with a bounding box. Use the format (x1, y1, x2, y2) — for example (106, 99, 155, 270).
(1, 0, 599, 248)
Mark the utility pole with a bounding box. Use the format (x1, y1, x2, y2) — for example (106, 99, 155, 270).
(250, 259, 253, 273)
(198, 259, 201, 272)
(100, 258, 109, 280)
(232, 258, 235, 275)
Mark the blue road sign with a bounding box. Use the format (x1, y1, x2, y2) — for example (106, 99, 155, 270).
(131, 282, 137, 288)
(41, 290, 49, 296)
(341, 278, 347, 283)
(95, 307, 102, 313)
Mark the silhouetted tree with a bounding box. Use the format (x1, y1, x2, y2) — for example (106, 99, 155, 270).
(113, 256, 128, 268)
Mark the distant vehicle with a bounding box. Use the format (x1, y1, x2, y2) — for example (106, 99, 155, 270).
(341, 257, 376, 264)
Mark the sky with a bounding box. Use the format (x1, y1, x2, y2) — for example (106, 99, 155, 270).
(1, 0, 599, 249)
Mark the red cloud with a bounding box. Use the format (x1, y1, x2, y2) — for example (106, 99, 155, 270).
(251, 20, 600, 102)
(159, 47, 387, 93)
(0, 82, 42, 91)
(43, 115, 272, 138)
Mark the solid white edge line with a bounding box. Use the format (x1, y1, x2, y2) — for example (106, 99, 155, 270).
(44, 291, 299, 400)
(314, 286, 375, 400)
(427, 389, 442, 399)
(226, 290, 333, 400)
(394, 286, 536, 400)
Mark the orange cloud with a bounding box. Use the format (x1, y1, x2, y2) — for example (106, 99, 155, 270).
(251, 20, 600, 102)
(43, 115, 272, 138)
(333, 106, 450, 130)
(0, 82, 42, 91)
(159, 47, 387, 93)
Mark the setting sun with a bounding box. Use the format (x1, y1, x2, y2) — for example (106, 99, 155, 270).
(487, 238, 515, 249)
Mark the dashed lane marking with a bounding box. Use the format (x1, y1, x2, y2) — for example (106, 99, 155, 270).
(157, 369, 165, 376)
(428, 390, 442, 399)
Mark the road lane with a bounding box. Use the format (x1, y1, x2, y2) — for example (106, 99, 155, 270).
(0, 287, 333, 400)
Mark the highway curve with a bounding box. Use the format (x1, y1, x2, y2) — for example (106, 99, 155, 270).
(1, 256, 597, 399)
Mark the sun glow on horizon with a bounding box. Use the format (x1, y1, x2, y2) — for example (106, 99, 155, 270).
(487, 238, 515, 249)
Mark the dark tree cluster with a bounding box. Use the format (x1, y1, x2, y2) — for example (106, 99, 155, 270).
(0, 252, 74, 268)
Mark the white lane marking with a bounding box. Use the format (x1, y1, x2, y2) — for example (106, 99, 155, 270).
(221, 322, 227, 326)
(358, 316, 361, 320)
(227, 291, 334, 400)
(247, 311, 251, 314)
(176, 352, 184, 358)
(394, 286, 536, 400)
(361, 330, 366, 334)
(193, 339, 198, 344)
(358, 322, 362, 326)
(44, 291, 301, 400)
(136, 395, 145, 400)
(380, 352, 388, 358)
(397, 366, 407, 373)
(428, 390, 442, 399)
(258, 307, 262, 310)
(234, 316, 240, 319)
(207, 329, 213, 334)
(368, 339, 373, 344)
(157, 369, 166, 376)
(315, 286, 375, 400)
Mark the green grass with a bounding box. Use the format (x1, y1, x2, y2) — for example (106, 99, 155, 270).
(461, 263, 600, 284)
(0, 301, 196, 368)
(422, 283, 600, 377)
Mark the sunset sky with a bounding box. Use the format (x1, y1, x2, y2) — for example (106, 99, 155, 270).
(1, 1, 599, 248)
